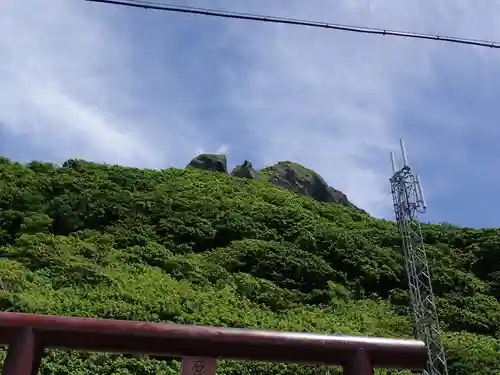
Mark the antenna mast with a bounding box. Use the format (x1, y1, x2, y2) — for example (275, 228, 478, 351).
(389, 139, 448, 375)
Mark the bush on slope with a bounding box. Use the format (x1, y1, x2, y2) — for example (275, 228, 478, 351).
(1, 157, 500, 374)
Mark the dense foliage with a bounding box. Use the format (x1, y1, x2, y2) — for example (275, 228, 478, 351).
(1, 157, 500, 375)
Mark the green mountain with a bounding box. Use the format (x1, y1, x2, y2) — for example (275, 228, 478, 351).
(1, 157, 500, 375)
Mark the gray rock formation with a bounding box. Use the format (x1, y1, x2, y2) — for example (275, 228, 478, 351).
(261, 161, 353, 206)
(231, 160, 264, 180)
(187, 154, 227, 173)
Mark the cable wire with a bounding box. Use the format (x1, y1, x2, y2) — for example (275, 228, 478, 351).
(86, 0, 500, 50)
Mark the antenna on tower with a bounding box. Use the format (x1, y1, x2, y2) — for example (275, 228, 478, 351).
(390, 152, 397, 175)
(389, 138, 448, 375)
(415, 174, 427, 209)
(400, 138, 408, 167)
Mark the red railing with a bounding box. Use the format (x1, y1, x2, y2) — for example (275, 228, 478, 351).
(0, 312, 426, 375)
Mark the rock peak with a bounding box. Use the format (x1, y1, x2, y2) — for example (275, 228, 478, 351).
(187, 154, 228, 173)
(231, 160, 264, 180)
(262, 161, 353, 207)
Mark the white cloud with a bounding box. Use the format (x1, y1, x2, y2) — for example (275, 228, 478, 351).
(0, 0, 211, 168)
(217, 144, 229, 154)
(195, 144, 229, 157)
(0, 0, 156, 166)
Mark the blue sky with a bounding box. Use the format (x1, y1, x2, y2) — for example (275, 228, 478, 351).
(1, 0, 500, 228)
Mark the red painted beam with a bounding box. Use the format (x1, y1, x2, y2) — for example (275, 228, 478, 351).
(0, 312, 426, 370)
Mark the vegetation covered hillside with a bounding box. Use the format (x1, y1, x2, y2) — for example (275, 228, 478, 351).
(1, 157, 500, 375)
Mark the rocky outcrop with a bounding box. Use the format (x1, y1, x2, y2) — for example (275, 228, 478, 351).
(187, 154, 227, 173)
(186, 155, 362, 211)
(261, 161, 353, 207)
(231, 160, 264, 180)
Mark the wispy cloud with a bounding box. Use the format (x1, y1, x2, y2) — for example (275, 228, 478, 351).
(2, 0, 500, 226)
(0, 0, 155, 166)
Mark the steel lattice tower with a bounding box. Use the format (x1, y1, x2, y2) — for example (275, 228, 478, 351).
(389, 139, 448, 375)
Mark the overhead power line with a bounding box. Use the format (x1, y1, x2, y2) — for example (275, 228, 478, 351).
(86, 0, 500, 50)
